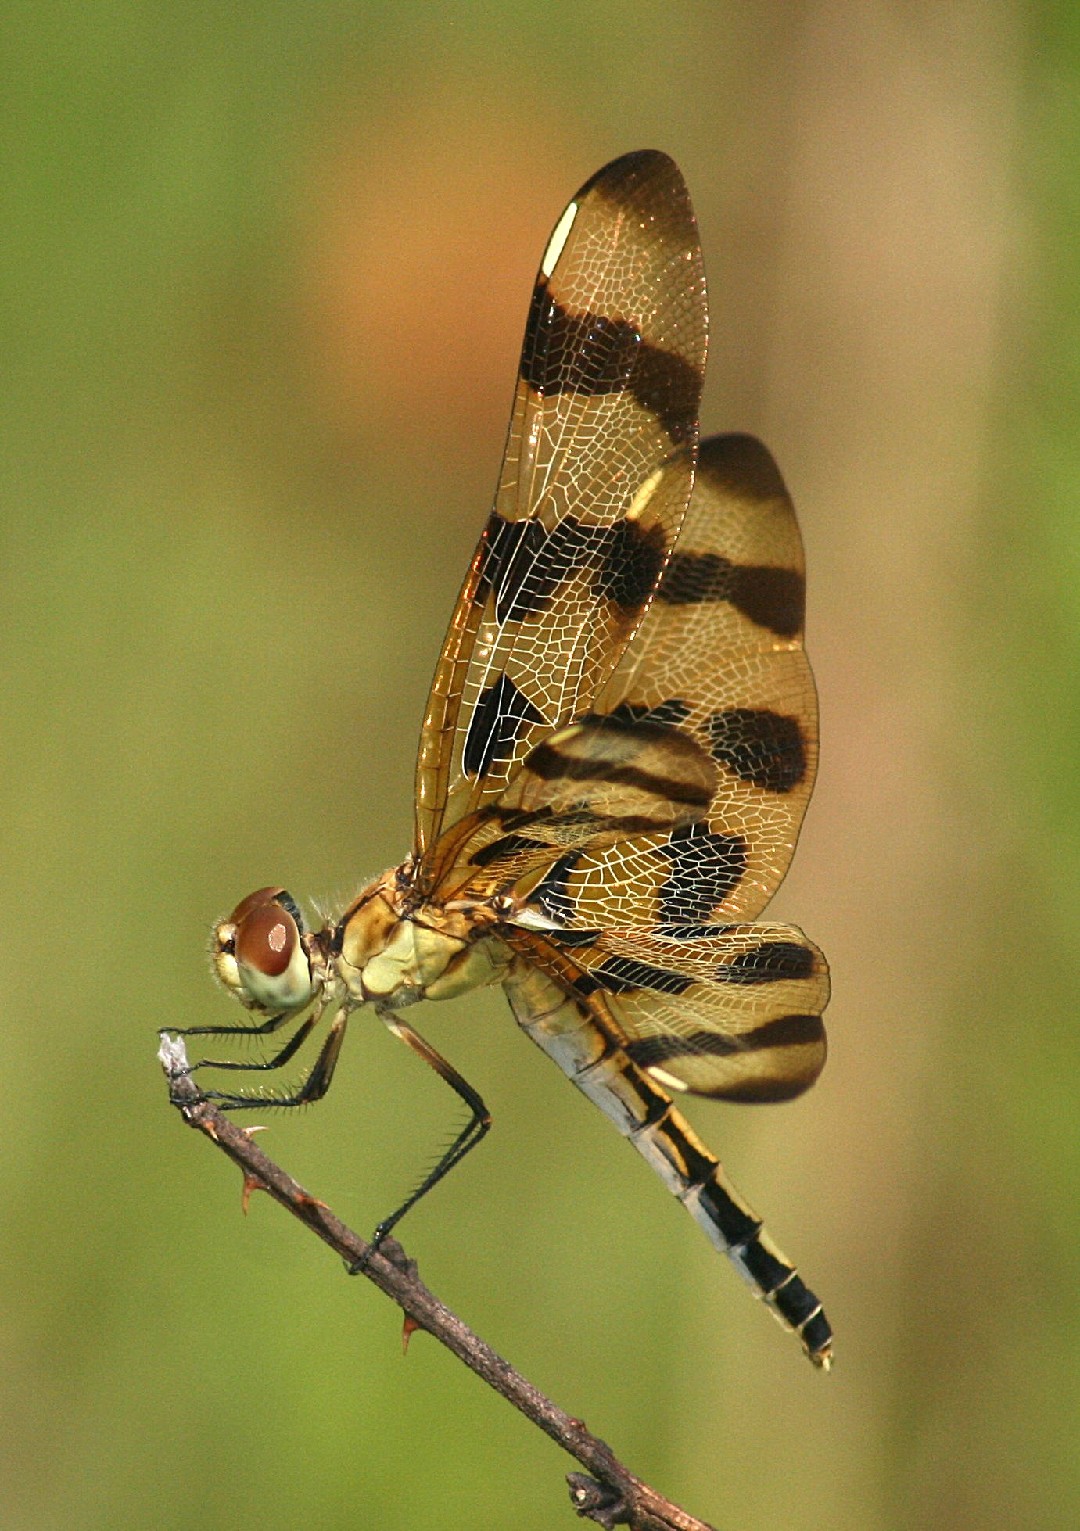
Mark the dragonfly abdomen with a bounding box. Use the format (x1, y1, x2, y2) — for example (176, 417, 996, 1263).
(503, 956, 832, 1368)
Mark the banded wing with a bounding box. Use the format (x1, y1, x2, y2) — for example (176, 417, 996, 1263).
(414, 151, 708, 876)
(447, 433, 828, 1105)
(509, 921, 828, 1103)
(588, 431, 816, 924)
(446, 434, 819, 930)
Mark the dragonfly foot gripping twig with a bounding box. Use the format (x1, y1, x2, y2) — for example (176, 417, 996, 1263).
(159, 1033, 720, 1531)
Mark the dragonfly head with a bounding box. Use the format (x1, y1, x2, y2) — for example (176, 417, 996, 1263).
(211, 886, 321, 1015)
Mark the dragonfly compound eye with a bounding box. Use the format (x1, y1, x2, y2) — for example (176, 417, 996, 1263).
(212, 887, 317, 1013)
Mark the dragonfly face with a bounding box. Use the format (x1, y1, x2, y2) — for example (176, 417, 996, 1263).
(211, 887, 322, 1016)
(188, 150, 834, 1367)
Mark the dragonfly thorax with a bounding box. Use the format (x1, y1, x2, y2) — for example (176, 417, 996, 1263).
(335, 866, 510, 1009)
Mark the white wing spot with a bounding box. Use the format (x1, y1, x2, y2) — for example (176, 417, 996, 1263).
(511, 907, 563, 932)
(647, 1065, 689, 1093)
(625, 464, 665, 522)
(541, 201, 578, 279)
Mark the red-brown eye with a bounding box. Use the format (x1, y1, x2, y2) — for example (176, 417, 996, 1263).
(211, 887, 318, 1014)
(235, 900, 297, 978)
(227, 885, 291, 927)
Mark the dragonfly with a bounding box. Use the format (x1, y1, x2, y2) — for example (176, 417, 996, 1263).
(184, 151, 833, 1367)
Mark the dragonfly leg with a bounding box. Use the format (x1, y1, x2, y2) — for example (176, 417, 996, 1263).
(175, 1011, 293, 1040)
(356, 1012, 491, 1259)
(200, 1006, 350, 1111)
(186, 1009, 321, 1073)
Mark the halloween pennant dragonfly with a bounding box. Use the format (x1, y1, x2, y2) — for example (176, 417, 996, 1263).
(185, 151, 833, 1367)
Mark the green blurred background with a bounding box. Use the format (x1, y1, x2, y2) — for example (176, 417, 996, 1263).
(3, 3, 1077, 1527)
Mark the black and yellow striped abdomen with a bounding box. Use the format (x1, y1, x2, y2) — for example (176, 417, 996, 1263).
(502, 955, 832, 1367)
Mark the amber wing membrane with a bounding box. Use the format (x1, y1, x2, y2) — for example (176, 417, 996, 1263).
(508, 921, 828, 1104)
(447, 434, 819, 921)
(414, 151, 708, 875)
(538, 432, 817, 926)
(435, 432, 827, 1103)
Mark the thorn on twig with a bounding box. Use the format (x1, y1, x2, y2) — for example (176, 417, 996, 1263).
(238, 1126, 270, 1196)
(240, 1173, 264, 1215)
(567, 1473, 630, 1527)
(401, 1312, 423, 1353)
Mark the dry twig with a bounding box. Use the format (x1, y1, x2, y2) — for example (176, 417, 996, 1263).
(159, 1033, 719, 1531)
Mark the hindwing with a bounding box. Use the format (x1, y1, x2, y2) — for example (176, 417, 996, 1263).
(503, 922, 828, 1104)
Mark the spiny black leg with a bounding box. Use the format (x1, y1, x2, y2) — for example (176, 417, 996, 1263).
(188, 1011, 320, 1074)
(352, 1013, 491, 1267)
(177, 1010, 292, 1040)
(201, 1007, 350, 1111)
(370, 1111, 491, 1247)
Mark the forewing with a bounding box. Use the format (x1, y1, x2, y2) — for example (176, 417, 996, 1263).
(490, 434, 819, 927)
(414, 152, 707, 873)
(504, 923, 828, 1103)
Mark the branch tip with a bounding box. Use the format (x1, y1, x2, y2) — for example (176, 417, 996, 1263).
(161, 1052, 720, 1531)
(157, 1032, 189, 1075)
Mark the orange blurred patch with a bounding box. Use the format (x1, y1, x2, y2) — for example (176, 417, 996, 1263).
(300, 100, 574, 467)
